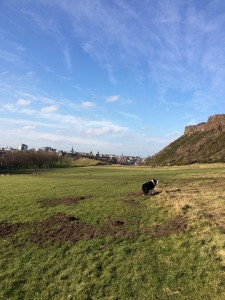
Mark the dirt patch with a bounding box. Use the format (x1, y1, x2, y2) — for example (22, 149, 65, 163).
(149, 216, 188, 238)
(2, 214, 187, 246)
(0, 222, 21, 237)
(103, 219, 134, 238)
(28, 214, 133, 246)
(211, 213, 225, 220)
(181, 204, 192, 214)
(0, 214, 134, 246)
(39, 195, 90, 207)
(29, 213, 98, 246)
(166, 189, 182, 193)
(111, 220, 125, 226)
(208, 213, 225, 233)
(215, 223, 225, 234)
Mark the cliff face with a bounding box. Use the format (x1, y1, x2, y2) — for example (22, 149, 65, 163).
(184, 114, 225, 134)
(146, 114, 225, 166)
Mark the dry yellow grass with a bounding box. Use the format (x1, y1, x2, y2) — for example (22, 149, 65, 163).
(153, 167, 225, 267)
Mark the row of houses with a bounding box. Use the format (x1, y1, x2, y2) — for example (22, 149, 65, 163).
(0, 145, 145, 165)
(75, 151, 144, 165)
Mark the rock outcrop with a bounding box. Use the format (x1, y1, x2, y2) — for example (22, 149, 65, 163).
(184, 114, 225, 134)
(146, 114, 225, 166)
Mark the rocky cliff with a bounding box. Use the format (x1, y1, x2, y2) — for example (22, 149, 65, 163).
(146, 114, 225, 166)
(184, 114, 225, 134)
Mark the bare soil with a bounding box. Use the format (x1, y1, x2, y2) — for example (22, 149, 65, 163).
(28, 213, 133, 246)
(29, 213, 98, 246)
(148, 216, 188, 238)
(0, 222, 21, 237)
(0, 214, 188, 245)
(207, 213, 225, 233)
(0, 192, 189, 246)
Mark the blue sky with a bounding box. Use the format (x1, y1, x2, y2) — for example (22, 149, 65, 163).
(1, 0, 225, 157)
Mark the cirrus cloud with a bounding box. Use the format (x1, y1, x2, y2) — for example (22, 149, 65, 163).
(106, 95, 120, 103)
(41, 105, 59, 113)
(81, 101, 96, 108)
(16, 98, 31, 106)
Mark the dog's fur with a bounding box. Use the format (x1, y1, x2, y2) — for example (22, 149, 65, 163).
(142, 179, 158, 195)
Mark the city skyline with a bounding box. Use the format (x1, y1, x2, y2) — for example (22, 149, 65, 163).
(1, 143, 143, 158)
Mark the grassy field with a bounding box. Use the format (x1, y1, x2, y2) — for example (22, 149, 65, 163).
(1, 164, 225, 299)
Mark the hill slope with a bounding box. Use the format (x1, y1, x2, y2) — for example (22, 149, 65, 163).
(146, 114, 225, 166)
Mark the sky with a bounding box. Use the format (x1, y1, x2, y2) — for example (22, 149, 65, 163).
(1, 0, 225, 157)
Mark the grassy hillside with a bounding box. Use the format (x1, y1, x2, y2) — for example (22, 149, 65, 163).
(71, 157, 107, 167)
(1, 165, 225, 299)
(146, 131, 225, 166)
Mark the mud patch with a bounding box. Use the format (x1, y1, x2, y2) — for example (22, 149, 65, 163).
(149, 216, 188, 238)
(39, 195, 90, 207)
(28, 214, 134, 246)
(29, 213, 98, 246)
(0, 222, 21, 237)
(111, 220, 125, 226)
(103, 219, 134, 238)
(0, 214, 188, 245)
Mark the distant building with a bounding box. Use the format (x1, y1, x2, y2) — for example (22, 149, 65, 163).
(18, 144, 28, 151)
(40, 147, 56, 152)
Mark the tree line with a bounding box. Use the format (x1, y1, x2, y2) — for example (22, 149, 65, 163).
(0, 151, 72, 171)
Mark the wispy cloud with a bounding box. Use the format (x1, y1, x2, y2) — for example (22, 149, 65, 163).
(52, 1, 225, 108)
(21, 8, 60, 39)
(16, 98, 31, 106)
(63, 46, 72, 71)
(106, 95, 120, 103)
(105, 63, 119, 85)
(40, 105, 59, 113)
(6, 101, 128, 138)
(2, 103, 16, 111)
(22, 125, 36, 130)
(119, 112, 139, 120)
(0, 49, 22, 65)
(81, 101, 95, 108)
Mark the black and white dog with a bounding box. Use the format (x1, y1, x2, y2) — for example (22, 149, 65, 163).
(142, 179, 158, 196)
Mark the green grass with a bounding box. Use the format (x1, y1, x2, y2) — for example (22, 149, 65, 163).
(1, 165, 225, 299)
(71, 157, 106, 167)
